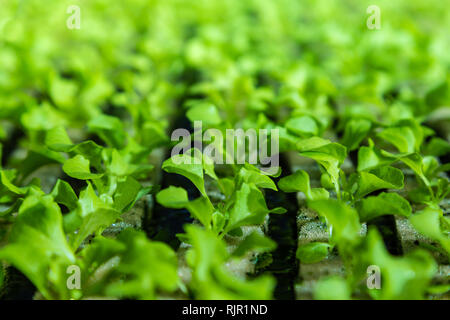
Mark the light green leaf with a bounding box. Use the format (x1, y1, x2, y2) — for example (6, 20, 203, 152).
(88, 114, 126, 149)
(0, 195, 75, 299)
(113, 176, 143, 213)
(354, 166, 404, 199)
(355, 228, 437, 299)
(357, 142, 397, 171)
(162, 154, 206, 196)
(378, 126, 417, 153)
(356, 192, 412, 222)
(232, 232, 276, 257)
(106, 229, 178, 299)
(297, 137, 347, 194)
(410, 207, 450, 255)
(186, 103, 222, 125)
(286, 115, 319, 137)
(296, 242, 331, 264)
(278, 169, 329, 200)
(45, 126, 73, 152)
(314, 276, 350, 300)
(186, 196, 215, 228)
(341, 118, 371, 151)
(225, 183, 269, 233)
(238, 166, 277, 191)
(308, 199, 361, 247)
(73, 207, 121, 250)
(185, 225, 274, 299)
(63, 155, 103, 180)
(50, 179, 78, 211)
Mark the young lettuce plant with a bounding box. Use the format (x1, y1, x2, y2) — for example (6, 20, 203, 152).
(299, 138, 347, 199)
(156, 149, 284, 237)
(43, 126, 155, 249)
(0, 188, 179, 299)
(365, 120, 448, 206)
(183, 224, 275, 299)
(307, 199, 438, 300)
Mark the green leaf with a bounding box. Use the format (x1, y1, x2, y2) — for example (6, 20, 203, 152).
(285, 115, 319, 137)
(49, 75, 78, 109)
(45, 126, 73, 152)
(21, 103, 66, 131)
(73, 207, 121, 250)
(0, 195, 75, 299)
(77, 182, 107, 218)
(113, 176, 143, 213)
(17, 149, 65, 181)
(225, 183, 270, 233)
(212, 211, 226, 235)
(278, 169, 329, 200)
(297, 137, 347, 194)
(354, 166, 404, 198)
(423, 137, 450, 157)
(378, 121, 424, 154)
(296, 242, 331, 264)
(0, 170, 26, 196)
(308, 199, 361, 247)
(88, 114, 126, 149)
(269, 207, 287, 214)
(356, 192, 412, 222)
(156, 186, 189, 209)
(314, 276, 350, 300)
(186, 196, 215, 228)
(50, 179, 78, 211)
(69, 141, 104, 170)
(162, 154, 206, 196)
(106, 229, 178, 299)
(109, 149, 130, 177)
(141, 122, 170, 151)
(218, 178, 235, 198)
(357, 142, 397, 171)
(355, 228, 437, 299)
(395, 153, 432, 191)
(232, 232, 276, 257)
(278, 170, 309, 193)
(63, 155, 103, 180)
(341, 118, 371, 151)
(202, 153, 218, 181)
(185, 225, 274, 299)
(186, 103, 222, 125)
(238, 165, 277, 191)
(410, 207, 450, 255)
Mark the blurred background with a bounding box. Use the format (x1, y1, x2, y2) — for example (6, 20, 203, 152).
(1, 0, 449, 131)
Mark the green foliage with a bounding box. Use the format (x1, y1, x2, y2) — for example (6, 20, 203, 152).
(355, 229, 437, 300)
(279, 170, 329, 200)
(0, 0, 448, 301)
(296, 242, 331, 264)
(0, 195, 75, 299)
(356, 192, 412, 222)
(185, 225, 275, 299)
(314, 276, 351, 300)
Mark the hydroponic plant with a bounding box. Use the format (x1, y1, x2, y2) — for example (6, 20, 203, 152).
(0, 0, 448, 300)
